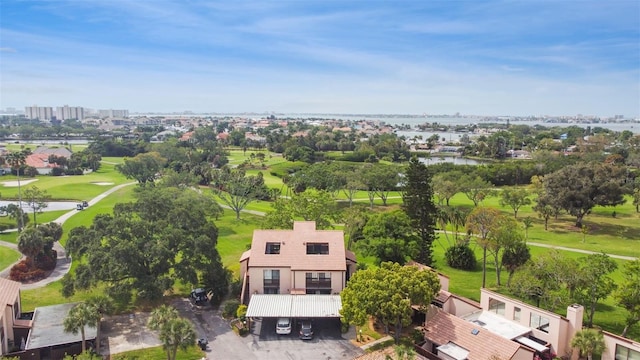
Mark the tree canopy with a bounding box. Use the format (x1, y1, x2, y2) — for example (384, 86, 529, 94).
(63, 187, 228, 304)
(340, 262, 440, 344)
(538, 162, 628, 227)
(116, 151, 167, 186)
(212, 168, 270, 219)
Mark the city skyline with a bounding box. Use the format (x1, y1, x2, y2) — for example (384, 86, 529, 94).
(1, 1, 639, 117)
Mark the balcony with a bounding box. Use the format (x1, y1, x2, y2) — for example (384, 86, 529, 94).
(306, 279, 331, 289)
(263, 279, 280, 286)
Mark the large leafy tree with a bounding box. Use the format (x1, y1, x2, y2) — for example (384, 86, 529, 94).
(361, 211, 418, 265)
(432, 171, 462, 206)
(459, 175, 493, 207)
(466, 207, 501, 288)
(340, 262, 440, 344)
(570, 329, 605, 360)
(576, 253, 618, 328)
(64, 187, 228, 304)
(486, 215, 525, 287)
(212, 168, 269, 219)
(263, 189, 339, 230)
(614, 259, 640, 337)
(116, 152, 167, 186)
(401, 156, 438, 266)
(361, 164, 400, 207)
(540, 163, 628, 227)
(499, 188, 531, 219)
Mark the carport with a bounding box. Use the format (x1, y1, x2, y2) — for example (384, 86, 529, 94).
(246, 294, 342, 318)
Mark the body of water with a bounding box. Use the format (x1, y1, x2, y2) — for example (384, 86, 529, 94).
(279, 114, 640, 134)
(418, 156, 485, 166)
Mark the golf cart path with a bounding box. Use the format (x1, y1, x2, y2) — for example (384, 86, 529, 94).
(0, 182, 136, 290)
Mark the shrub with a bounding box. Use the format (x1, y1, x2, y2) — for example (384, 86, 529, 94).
(229, 277, 243, 298)
(50, 167, 65, 176)
(23, 166, 38, 177)
(236, 304, 247, 320)
(222, 299, 240, 319)
(445, 243, 477, 270)
(9, 259, 47, 282)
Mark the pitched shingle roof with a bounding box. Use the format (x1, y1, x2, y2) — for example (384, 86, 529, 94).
(424, 310, 529, 360)
(0, 278, 21, 322)
(247, 221, 346, 271)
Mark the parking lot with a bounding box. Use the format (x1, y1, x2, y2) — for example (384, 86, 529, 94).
(249, 317, 363, 359)
(173, 299, 364, 360)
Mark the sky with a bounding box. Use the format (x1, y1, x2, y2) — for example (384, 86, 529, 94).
(1, 1, 639, 117)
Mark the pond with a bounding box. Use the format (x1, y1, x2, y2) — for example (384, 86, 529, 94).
(418, 156, 486, 166)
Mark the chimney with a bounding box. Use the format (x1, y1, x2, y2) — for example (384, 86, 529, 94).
(566, 304, 584, 336)
(566, 303, 584, 359)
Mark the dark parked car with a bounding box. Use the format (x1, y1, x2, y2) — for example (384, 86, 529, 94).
(299, 320, 313, 340)
(82, 200, 89, 207)
(190, 288, 209, 304)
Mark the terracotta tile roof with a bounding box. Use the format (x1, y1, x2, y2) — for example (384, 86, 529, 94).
(424, 310, 527, 360)
(247, 221, 346, 271)
(26, 153, 59, 168)
(179, 131, 194, 141)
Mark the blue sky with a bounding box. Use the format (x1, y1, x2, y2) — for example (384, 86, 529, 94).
(1, 0, 639, 116)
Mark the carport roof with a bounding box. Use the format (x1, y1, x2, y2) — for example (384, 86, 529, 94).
(26, 303, 97, 350)
(246, 295, 342, 318)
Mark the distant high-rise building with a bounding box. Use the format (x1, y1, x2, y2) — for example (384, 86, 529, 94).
(55, 105, 84, 120)
(98, 109, 129, 118)
(25, 105, 54, 120)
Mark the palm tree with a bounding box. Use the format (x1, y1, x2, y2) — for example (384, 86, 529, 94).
(6, 151, 27, 231)
(159, 318, 196, 360)
(17, 227, 44, 268)
(571, 329, 605, 360)
(147, 305, 179, 331)
(63, 303, 100, 353)
(86, 296, 114, 352)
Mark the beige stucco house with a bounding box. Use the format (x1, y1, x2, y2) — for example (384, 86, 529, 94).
(239, 221, 356, 305)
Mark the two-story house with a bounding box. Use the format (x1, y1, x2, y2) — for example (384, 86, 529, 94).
(0, 278, 30, 356)
(239, 221, 356, 304)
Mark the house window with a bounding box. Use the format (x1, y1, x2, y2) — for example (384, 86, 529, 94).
(306, 243, 329, 255)
(306, 272, 332, 291)
(265, 242, 281, 254)
(513, 307, 521, 322)
(616, 345, 640, 360)
(530, 313, 550, 333)
(263, 269, 280, 293)
(488, 298, 505, 316)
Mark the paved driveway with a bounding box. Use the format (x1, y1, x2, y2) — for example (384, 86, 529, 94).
(173, 299, 363, 360)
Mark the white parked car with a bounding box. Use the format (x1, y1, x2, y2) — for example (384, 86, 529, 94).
(276, 318, 292, 335)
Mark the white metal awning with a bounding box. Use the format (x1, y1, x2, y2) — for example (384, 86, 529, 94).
(246, 294, 342, 318)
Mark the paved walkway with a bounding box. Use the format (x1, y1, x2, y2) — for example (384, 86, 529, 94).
(0, 182, 136, 289)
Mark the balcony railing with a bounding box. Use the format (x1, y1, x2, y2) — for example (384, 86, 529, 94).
(306, 279, 331, 288)
(263, 279, 280, 286)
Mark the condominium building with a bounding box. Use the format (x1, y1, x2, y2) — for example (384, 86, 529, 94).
(24, 105, 54, 121)
(55, 105, 84, 120)
(98, 109, 129, 118)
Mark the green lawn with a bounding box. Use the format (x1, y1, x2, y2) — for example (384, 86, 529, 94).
(0, 163, 129, 201)
(60, 185, 136, 245)
(0, 246, 21, 270)
(110, 345, 205, 360)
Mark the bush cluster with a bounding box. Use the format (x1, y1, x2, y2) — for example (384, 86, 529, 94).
(445, 243, 477, 270)
(9, 260, 46, 282)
